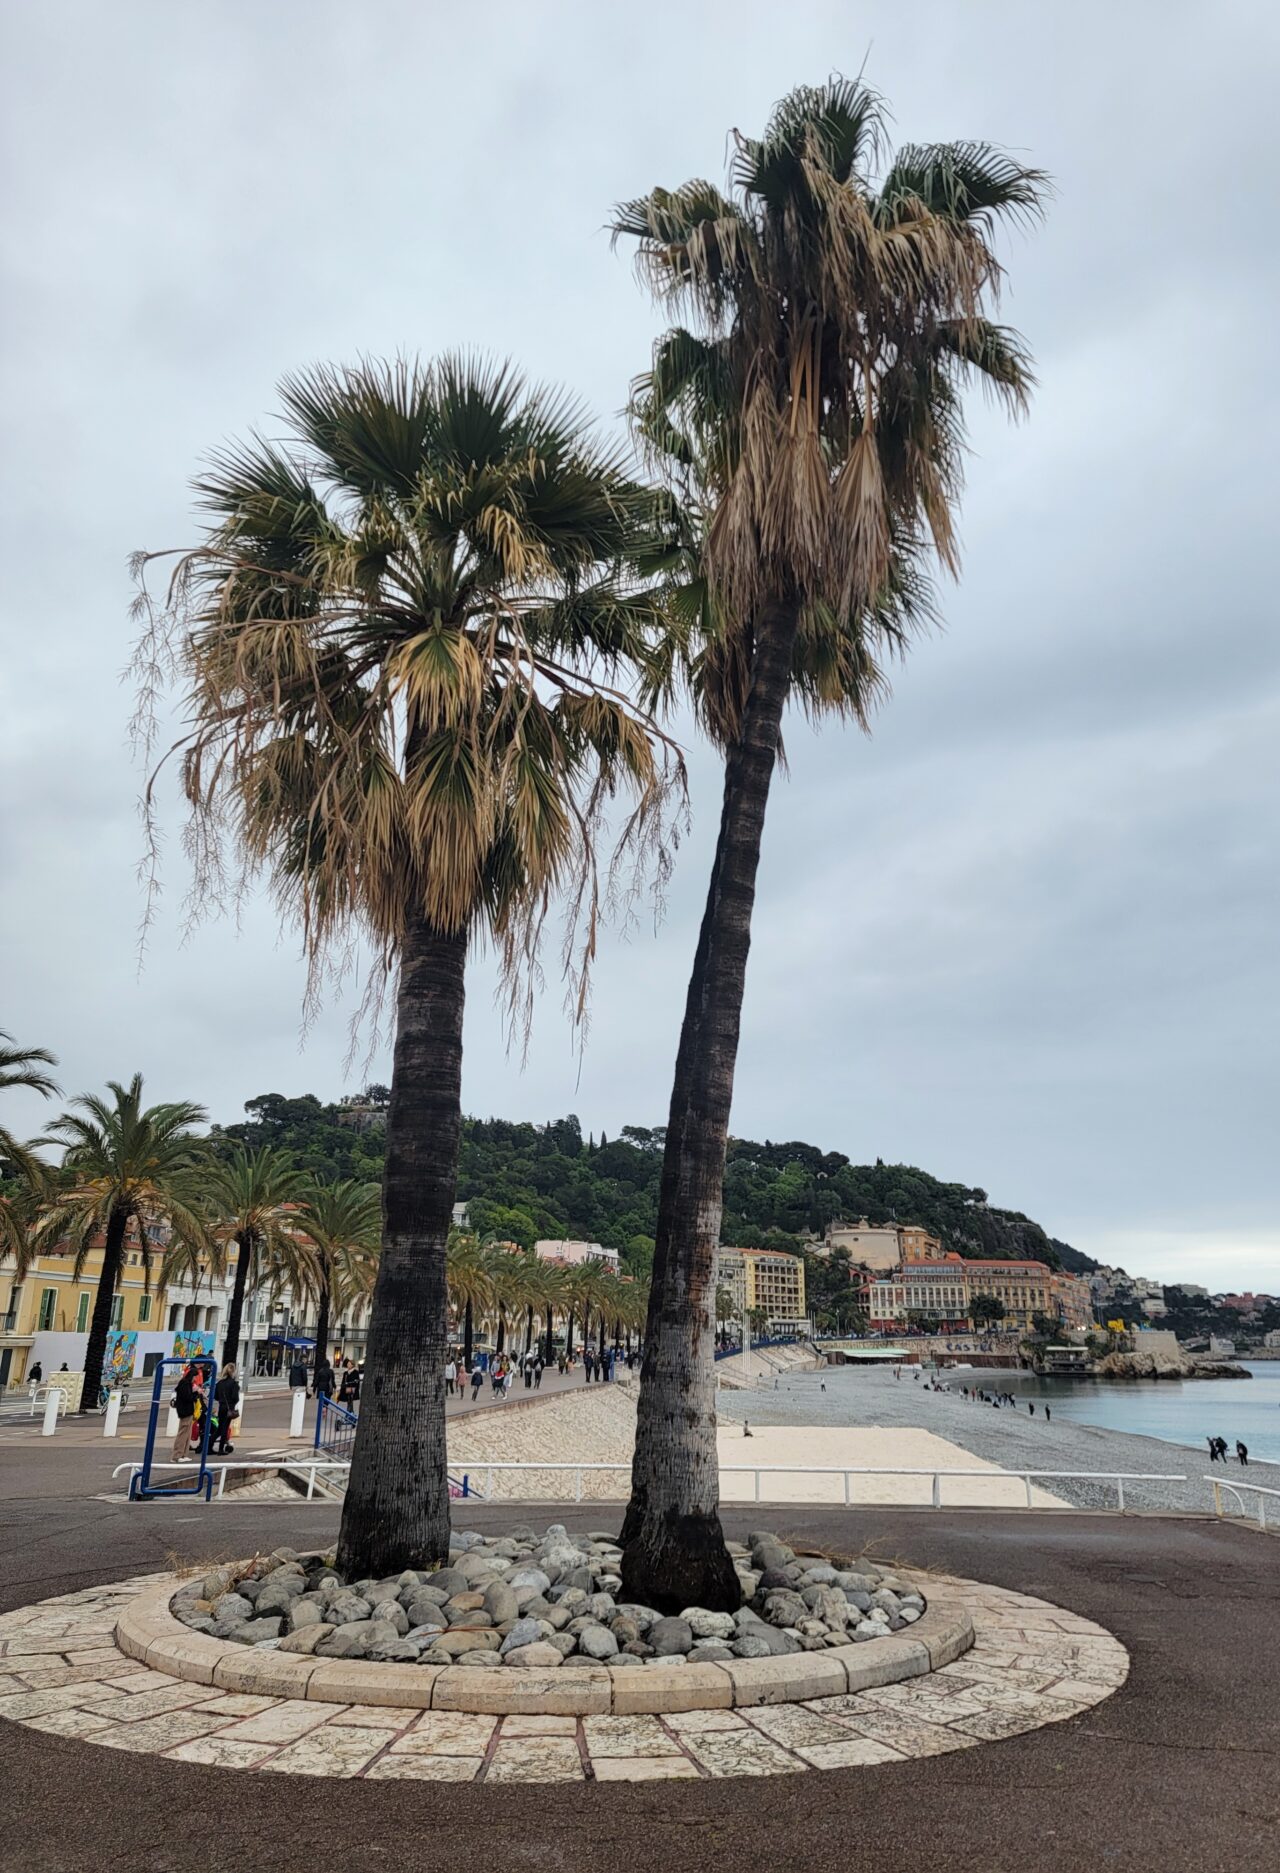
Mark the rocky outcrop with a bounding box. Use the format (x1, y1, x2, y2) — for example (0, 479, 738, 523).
(1093, 1351, 1250, 1381)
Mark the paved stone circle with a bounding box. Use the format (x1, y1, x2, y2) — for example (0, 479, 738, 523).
(0, 1570, 1128, 1780)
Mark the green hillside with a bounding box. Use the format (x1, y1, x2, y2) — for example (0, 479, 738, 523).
(217, 1092, 1094, 1279)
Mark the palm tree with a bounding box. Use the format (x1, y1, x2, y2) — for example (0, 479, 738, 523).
(294, 1177, 380, 1369)
(483, 1242, 526, 1354)
(137, 356, 680, 1576)
(0, 1029, 59, 1191)
(446, 1231, 493, 1371)
(614, 79, 1047, 1609)
(168, 1144, 312, 1369)
(34, 1077, 210, 1412)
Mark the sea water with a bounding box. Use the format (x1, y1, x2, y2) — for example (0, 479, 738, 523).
(968, 1361, 1280, 1465)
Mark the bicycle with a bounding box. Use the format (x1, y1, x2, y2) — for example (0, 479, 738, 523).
(97, 1383, 130, 1412)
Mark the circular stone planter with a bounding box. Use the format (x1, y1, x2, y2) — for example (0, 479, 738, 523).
(116, 1572, 975, 1717)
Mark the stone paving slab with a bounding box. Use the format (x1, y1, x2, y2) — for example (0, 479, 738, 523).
(0, 1568, 1128, 1782)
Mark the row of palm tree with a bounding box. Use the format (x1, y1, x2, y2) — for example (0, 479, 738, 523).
(444, 1234, 646, 1369)
(0, 1060, 381, 1412)
(126, 78, 1045, 1599)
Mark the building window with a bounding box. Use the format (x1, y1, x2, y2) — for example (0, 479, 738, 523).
(168, 1304, 180, 1331)
(138, 1295, 152, 1324)
(110, 1295, 124, 1330)
(75, 1292, 90, 1334)
(38, 1288, 58, 1332)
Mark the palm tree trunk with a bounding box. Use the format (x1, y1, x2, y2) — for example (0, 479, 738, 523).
(79, 1205, 127, 1413)
(336, 915, 467, 1578)
(496, 1306, 505, 1355)
(221, 1230, 254, 1369)
(621, 594, 801, 1613)
(314, 1278, 331, 1375)
(463, 1299, 474, 1370)
(525, 1305, 534, 1355)
(566, 1310, 576, 1359)
(545, 1304, 554, 1364)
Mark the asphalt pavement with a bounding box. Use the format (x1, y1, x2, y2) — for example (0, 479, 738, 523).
(1, 1418, 1277, 1873)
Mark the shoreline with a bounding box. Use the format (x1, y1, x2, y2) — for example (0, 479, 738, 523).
(715, 1366, 1280, 1515)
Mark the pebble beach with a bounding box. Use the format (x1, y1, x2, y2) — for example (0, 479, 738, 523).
(716, 1365, 1280, 1515)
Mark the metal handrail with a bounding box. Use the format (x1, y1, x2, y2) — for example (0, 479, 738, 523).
(112, 1457, 476, 1503)
(1204, 1476, 1280, 1531)
(444, 1461, 1182, 1511)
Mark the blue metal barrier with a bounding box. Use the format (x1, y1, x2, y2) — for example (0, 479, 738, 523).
(128, 1356, 218, 1502)
(314, 1392, 358, 1462)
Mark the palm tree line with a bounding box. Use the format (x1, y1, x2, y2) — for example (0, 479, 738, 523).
(17, 78, 1041, 1601)
(1, 1052, 637, 1410)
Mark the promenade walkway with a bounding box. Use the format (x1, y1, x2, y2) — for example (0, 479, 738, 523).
(0, 1416, 1276, 1873)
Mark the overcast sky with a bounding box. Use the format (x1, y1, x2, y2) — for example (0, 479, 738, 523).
(2, 2, 1277, 1290)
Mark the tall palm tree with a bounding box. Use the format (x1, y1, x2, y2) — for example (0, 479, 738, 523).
(614, 79, 1047, 1609)
(34, 1077, 210, 1411)
(167, 1144, 312, 1368)
(483, 1242, 528, 1355)
(137, 357, 680, 1576)
(0, 1029, 59, 1192)
(296, 1177, 381, 1368)
(446, 1231, 494, 1371)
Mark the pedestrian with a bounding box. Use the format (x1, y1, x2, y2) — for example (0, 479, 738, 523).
(503, 1362, 515, 1398)
(445, 1357, 456, 1397)
(743, 1421, 753, 1437)
(491, 1361, 503, 1398)
(212, 1362, 239, 1454)
(1236, 1441, 1249, 1466)
(288, 1354, 307, 1392)
(1045, 1406, 1051, 1422)
(1028, 1402, 1035, 1416)
(29, 1360, 42, 1386)
(534, 1357, 543, 1390)
(470, 1363, 483, 1402)
(313, 1356, 334, 1402)
(583, 1350, 594, 1384)
(1207, 1435, 1220, 1463)
(171, 1364, 197, 1462)
(523, 1356, 533, 1390)
(338, 1364, 358, 1406)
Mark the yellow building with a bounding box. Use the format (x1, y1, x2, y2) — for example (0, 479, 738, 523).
(0, 1235, 168, 1388)
(716, 1246, 807, 1330)
(963, 1260, 1052, 1332)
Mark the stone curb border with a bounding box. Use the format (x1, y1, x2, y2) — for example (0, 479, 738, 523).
(116, 1574, 973, 1718)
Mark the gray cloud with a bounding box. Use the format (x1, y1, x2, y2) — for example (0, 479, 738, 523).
(3, 1, 1278, 1289)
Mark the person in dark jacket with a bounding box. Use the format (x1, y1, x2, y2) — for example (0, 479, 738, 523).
(313, 1358, 335, 1401)
(172, 1366, 198, 1461)
(288, 1357, 308, 1391)
(212, 1362, 240, 1453)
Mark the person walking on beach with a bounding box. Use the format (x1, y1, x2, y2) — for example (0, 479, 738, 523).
(1236, 1441, 1249, 1465)
(1045, 1406, 1051, 1422)
(1207, 1435, 1223, 1463)
(1028, 1402, 1035, 1416)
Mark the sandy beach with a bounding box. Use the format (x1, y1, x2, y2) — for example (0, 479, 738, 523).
(448, 1374, 1059, 1505)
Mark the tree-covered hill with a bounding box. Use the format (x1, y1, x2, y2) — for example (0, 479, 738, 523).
(217, 1092, 1094, 1279)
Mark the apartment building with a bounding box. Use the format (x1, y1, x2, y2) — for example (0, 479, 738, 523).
(822, 1219, 943, 1271)
(534, 1239, 620, 1272)
(1, 1228, 171, 1389)
(1049, 1271, 1094, 1332)
(898, 1254, 968, 1330)
(717, 1246, 807, 1330)
(963, 1260, 1053, 1332)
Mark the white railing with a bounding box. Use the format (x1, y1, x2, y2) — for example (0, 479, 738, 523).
(28, 1384, 69, 1417)
(440, 1462, 1183, 1511)
(112, 1458, 352, 1502)
(1205, 1476, 1280, 1531)
(112, 1457, 1185, 1512)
